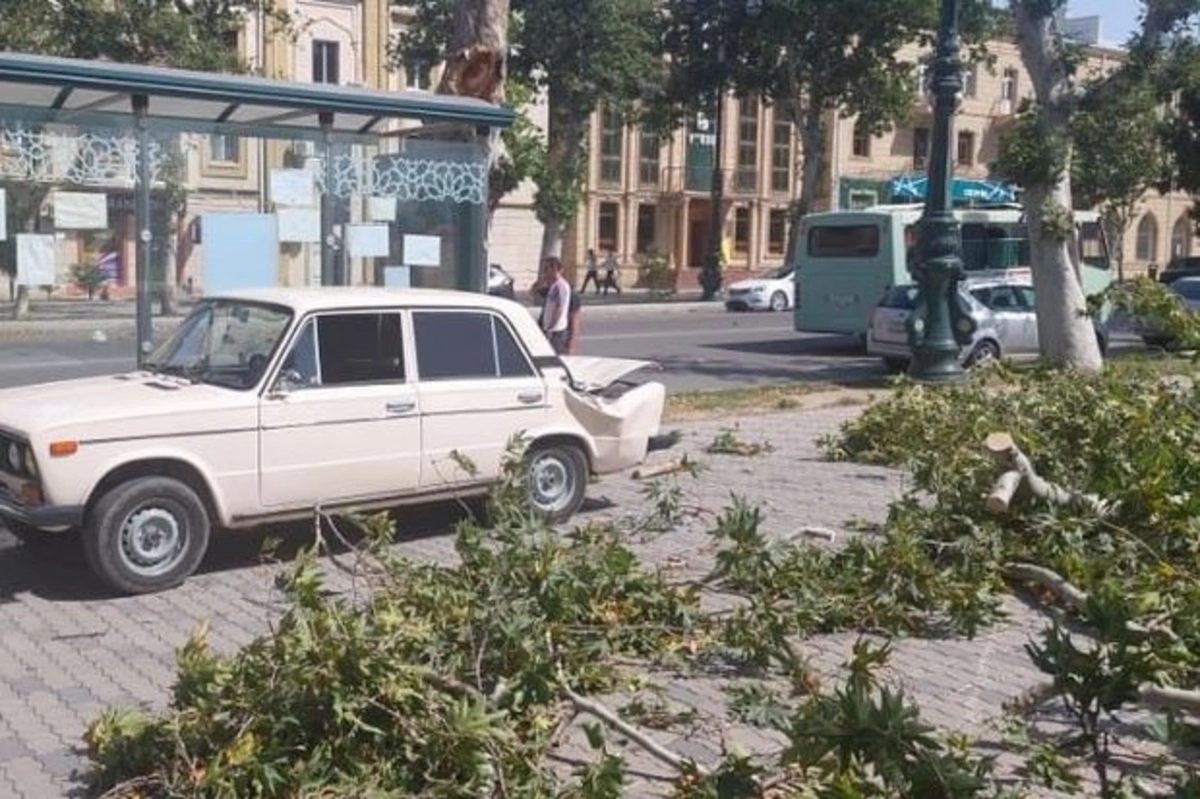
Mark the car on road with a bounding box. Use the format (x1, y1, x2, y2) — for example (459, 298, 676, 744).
(1138, 275, 1200, 349)
(1158, 256, 1200, 286)
(866, 277, 1109, 371)
(724, 265, 795, 312)
(487, 263, 516, 299)
(0, 287, 668, 595)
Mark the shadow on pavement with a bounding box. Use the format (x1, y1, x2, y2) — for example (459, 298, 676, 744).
(642, 333, 884, 387)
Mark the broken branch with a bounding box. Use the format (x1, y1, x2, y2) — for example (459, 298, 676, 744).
(984, 431, 1111, 516)
(986, 470, 1023, 515)
(633, 459, 687, 480)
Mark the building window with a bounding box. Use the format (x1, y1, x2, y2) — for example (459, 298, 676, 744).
(736, 97, 758, 192)
(771, 111, 791, 193)
(638, 131, 660, 187)
(912, 127, 930, 170)
(312, 39, 340, 85)
(599, 108, 624, 186)
(636, 204, 656, 253)
(598, 202, 619, 252)
(768, 209, 787, 255)
(963, 66, 978, 98)
(405, 59, 432, 90)
(734, 207, 751, 254)
(1136, 214, 1159, 262)
(956, 130, 976, 166)
(209, 133, 240, 164)
(1001, 68, 1018, 103)
(1173, 215, 1192, 258)
(852, 119, 871, 158)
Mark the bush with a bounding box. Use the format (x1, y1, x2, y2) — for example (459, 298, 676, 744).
(72, 263, 108, 300)
(636, 249, 674, 295)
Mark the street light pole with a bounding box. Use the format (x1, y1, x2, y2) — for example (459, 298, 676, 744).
(907, 0, 972, 383)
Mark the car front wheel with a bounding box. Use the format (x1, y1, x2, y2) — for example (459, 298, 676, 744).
(965, 339, 1001, 369)
(526, 443, 588, 522)
(82, 476, 212, 595)
(769, 290, 788, 312)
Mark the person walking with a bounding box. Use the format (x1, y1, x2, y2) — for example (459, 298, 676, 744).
(580, 248, 601, 295)
(602, 249, 622, 296)
(538, 256, 573, 355)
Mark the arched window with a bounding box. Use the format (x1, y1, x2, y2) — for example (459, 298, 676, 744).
(1136, 214, 1159, 262)
(1172, 215, 1192, 259)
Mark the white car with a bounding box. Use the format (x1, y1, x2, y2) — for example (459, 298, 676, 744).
(724, 266, 795, 312)
(0, 288, 668, 594)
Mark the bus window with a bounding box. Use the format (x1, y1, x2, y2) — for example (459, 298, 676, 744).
(1078, 220, 1109, 270)
(807, 224, 881, 258)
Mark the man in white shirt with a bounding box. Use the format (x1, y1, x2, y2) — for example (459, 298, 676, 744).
(539, 256, 572, 354)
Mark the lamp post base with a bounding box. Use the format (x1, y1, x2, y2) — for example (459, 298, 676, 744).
(908, 346, 966, 383)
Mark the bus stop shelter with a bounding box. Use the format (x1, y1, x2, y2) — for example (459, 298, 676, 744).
(0, 52, 514, 360)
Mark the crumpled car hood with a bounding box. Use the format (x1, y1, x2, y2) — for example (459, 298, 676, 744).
(558, 355, 658, 392)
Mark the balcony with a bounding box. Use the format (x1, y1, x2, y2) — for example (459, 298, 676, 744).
(661, 166, 760, 196)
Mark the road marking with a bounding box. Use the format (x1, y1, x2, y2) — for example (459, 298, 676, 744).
(0, 356, 132, 372)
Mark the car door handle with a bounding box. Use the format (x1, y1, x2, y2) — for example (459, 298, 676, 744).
(517, 390, 543, 404)
(385, 400, 416, 415)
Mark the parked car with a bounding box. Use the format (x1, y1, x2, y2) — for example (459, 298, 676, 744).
(866, 278, 1109, 372)
(0, 288, 669, 594)
(724, 265, 795, 312)
(487, 263, 516, 299)
(1158, 256, 1200, 286)
(1139, 275, 1200, 348)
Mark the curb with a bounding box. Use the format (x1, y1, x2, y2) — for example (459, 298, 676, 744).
(0, 318, 177, 343)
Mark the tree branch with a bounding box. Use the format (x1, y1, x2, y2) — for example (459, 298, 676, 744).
(984, 431, 1113, 516)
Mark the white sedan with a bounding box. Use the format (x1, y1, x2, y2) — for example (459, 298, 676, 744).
(724, 266, 795, 312)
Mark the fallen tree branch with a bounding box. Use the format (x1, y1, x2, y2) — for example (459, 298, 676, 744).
(633, 459, 688, 480)
(986, 470, 1023, 515)
(984, 432, 1112, 516)
(554, 669, 711, 777)
(1004, 562, 1178, 643)
(1138, 684, 1200, 715)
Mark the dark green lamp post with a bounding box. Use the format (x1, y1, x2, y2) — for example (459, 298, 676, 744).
(907, 0, 975, 382)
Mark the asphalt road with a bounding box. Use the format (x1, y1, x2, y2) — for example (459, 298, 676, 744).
(0, 306, 881, 392)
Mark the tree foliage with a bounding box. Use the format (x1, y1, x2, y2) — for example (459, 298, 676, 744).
(393, 0, 662, 257)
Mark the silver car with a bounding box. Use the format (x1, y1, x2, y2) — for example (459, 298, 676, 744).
(866, 278, 1107, 371)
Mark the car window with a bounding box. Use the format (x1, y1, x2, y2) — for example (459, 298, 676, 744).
(278, 312, 405, 388)
(414, 311, 534, 380)
(975, 285, 1022, 311)
(1015, 286, 1036, 310)
(880, 285, 921, 310)
(1174, 280, 1200, 302)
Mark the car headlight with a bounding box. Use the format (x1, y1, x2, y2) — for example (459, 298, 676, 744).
(751, 286, 765, 293)
(7, 443, 20, 472)
(23, 447, 37, 477)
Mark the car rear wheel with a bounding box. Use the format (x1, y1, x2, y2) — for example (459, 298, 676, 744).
(526, 443, 588, 522)
(965, 339, 1001, 369)
(769, 290, 788, 312)
(82, 476, 211, 595)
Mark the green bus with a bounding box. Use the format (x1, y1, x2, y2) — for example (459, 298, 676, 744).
(793, 204, 1113, 338)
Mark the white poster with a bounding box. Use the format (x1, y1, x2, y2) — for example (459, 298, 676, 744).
(0, 188, 6, 241)
(16, 234, 56, 286)
(276, 208, 321, 243)
(270, 168, 316, 208)
(345, 223, 390, 258)
(367, 196, 397, 222)
(53, 191, 108, 230)
(383, 265, 412, 288)
(403, 234, 441, 267)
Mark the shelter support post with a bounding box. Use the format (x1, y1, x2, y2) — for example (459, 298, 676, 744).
(319, 112, 338, 286)
(133, 93, 153, 366)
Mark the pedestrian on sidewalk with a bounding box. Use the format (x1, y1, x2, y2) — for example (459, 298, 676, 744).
(537, 256, 573, 355)
(602, 250, 622, 296)
(581, 248, 601, 295)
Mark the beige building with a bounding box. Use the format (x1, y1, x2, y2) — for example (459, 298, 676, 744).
(564, 38, 1197, 290)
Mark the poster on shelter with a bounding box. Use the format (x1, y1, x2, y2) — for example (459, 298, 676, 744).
(402, 234, 441, 267)
(367, 196, 397, 222)
(277, 208, 321, 243)
(53, 191, 108, 230)
(16, 234, 56, 286)
(270, 168, 316, 208)
(345, 224, 390, 258)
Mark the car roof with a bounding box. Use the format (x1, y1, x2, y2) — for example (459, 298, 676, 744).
(203, 286, 520, 316)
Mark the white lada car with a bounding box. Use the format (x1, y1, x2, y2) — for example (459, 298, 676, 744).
(0, 288, 668, 594)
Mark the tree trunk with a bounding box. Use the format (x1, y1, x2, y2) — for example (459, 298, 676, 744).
(12, 285, 29, 320)
(784, 103, 825, 267)
(1013, 2, 1103, 371)
(536, 92, 585, 262)
(540, 221, 564, 261)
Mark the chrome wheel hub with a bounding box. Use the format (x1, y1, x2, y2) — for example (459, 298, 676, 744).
(530, 455, 573, 514)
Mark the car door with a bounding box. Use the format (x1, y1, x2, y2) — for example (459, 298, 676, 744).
(258, 311, 422, 509)
(1012, 285, 1041, 353)
(411, 309, 547, 491)
(974, 285, 1030, 354)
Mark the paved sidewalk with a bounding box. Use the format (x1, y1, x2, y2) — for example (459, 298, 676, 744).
(0, 406, 1060, 798)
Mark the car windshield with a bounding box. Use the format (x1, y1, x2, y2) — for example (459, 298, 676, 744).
(143, 300, 293, 390)
(880, 285, 921, 310)
(765, 265, 793, 280)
